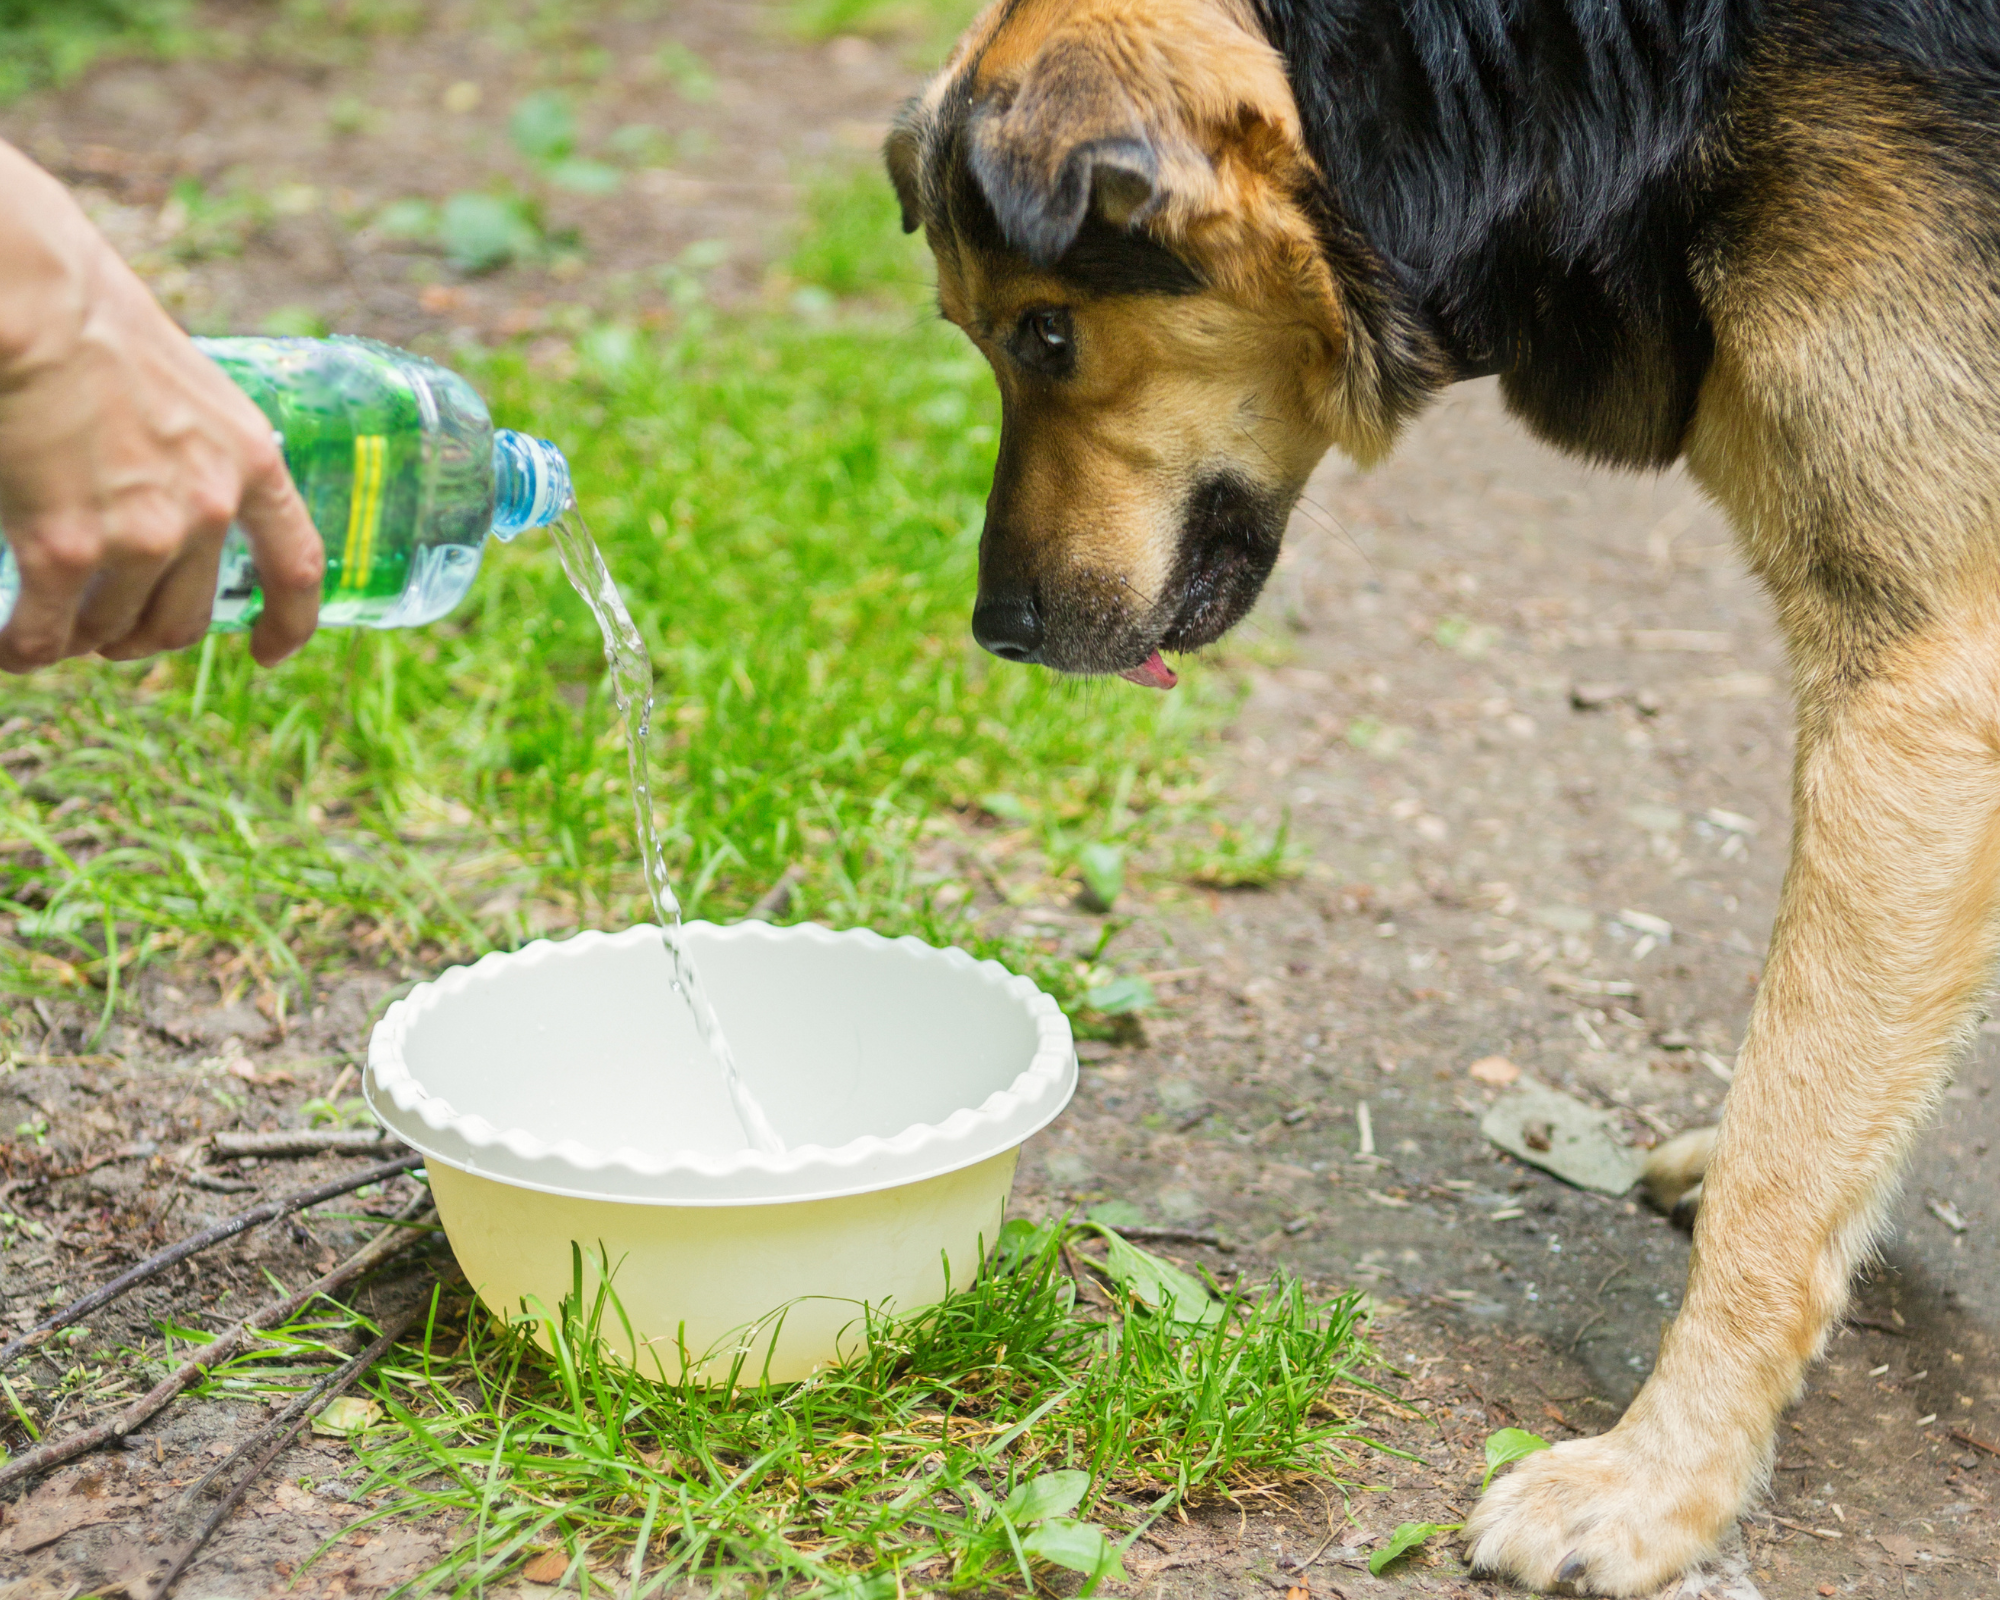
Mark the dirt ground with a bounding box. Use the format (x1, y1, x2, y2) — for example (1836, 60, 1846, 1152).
(1, 3, 1996, 1598)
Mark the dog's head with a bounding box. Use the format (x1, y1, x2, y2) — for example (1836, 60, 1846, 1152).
(889, 0, 1435, 684)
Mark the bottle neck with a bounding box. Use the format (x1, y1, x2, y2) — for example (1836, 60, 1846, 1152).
(492, 430, 574, 540)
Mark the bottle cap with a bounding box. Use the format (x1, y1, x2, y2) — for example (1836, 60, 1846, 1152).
(492, 431, 574, 540)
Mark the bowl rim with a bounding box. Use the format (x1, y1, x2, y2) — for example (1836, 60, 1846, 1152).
(365, 921, 1077, 1206)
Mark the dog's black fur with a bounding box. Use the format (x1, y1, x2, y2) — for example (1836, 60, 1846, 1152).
(1249, 0, 2000, 467)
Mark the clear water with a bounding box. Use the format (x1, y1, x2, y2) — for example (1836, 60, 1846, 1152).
(547, 510, 786, 1158)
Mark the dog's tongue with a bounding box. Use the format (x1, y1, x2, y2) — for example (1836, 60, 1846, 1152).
(1119, 651, 1179, 690)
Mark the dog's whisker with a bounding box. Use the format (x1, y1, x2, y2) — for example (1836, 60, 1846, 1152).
(1116, 571, 1164, 611)
(1230, 420, 1375, 574)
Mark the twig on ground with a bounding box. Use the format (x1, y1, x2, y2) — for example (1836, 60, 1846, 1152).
(0, 1152, 423, 1372)
(211, 1128, 404, 1159)
(156, 1297, 432, 1598)
(0, 1192, 434, 1489)
(1278, 1483, 1350, 1577)
(1950, 1426, 2000, 1457)
(183, 1170, 257, 1194)
(746, 864, 804, 921)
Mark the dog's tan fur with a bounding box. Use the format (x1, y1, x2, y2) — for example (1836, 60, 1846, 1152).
(896, 3, 2000, 1592)
(1466, 57, 2000, 1587)
(888, 0, 1444, 651)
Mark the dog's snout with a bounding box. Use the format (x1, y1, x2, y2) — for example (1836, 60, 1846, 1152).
(972, 592, 1045, 662)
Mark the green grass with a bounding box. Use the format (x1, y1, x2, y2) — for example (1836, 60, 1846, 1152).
(0, 0, 189, 102)
(787, 0, 985, 54)
(0, 171, 1259, 1033)
(190, 1221, 1385, 1596)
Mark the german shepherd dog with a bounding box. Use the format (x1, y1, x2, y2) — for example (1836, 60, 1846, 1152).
(886, 0, 2000, 1592)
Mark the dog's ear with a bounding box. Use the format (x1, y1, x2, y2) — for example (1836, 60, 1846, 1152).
(884, 98, 926, 235)
(966, 36, 1209, 267)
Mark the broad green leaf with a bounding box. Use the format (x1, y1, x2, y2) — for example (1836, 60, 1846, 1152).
(994, 1216, 1063, 1269)
(979, 791, 1030, 822)
(440, 193, 540, 274)
(372, 197, 439, 240)
(820, 1575, 897, 1600)
(1085, 1199, 1147, 1230)
(1481, 1426, 1551, 1489)
(1001, 1468, 1088, 1523)
(1084, 975, 1154, 1015)
(310, 1395, 382, 1436)
(509, 90, 576, 161)
(547, 159, 622, 195)
(1077, 841, 1124, 909)
(655, 40, 716, 101)
(1021, 1516, 1128, 1586)
(1089, 1225, 1222, 1327)
(1368, 1520, 1459, 1575)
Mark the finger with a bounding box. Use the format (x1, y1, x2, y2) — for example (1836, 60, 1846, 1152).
(0, 517, 95, 673)
(235, 441, 322, 667)
(84, 483, 231, 658)
(68, 522, 183, 655)
(97, 532, 229, 660)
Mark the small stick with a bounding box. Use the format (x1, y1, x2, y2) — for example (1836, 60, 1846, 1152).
(184, 1170, 258, 1195)
(156, 1298, 431, 1597)
(211, 1129, 403, 1159)
(1950, 1426, 2000, 1457)
(1767, 1514, 1841, 1540)
(178, 1288, 437, 1510)
(0, 1152, 423, 1371)
(747, 864, 803, 921)
(0, 1194, 433, 1489)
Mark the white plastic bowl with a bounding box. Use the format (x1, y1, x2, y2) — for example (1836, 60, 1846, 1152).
(365, 922, 1076, 1381)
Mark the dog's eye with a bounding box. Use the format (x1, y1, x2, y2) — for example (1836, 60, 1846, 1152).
(1010, 307, 1075, 376)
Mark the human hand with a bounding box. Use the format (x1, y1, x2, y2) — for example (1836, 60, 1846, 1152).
(0, 141, 323, 672)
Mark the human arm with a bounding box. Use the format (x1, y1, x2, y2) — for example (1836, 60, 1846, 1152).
(0, 139, 322, 671)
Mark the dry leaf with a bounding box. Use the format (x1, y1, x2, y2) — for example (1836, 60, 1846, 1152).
(1468, 1055, 1520, 1087)
(521, 1549, 570, 1584)
(1876, 1534, 1919, 1567)
(27, 952, 85, 987)
(272, 1481, 316, 1514)
(311, 1396, 383, 1436)
(0, 1488, 143, 1552)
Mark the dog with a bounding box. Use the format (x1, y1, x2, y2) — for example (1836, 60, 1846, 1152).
(885, 0, 2000, 1592)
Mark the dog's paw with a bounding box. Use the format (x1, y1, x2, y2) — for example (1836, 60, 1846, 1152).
(1641, 1126, 1714, 1218)
(1464, 1427, 1749, 1596)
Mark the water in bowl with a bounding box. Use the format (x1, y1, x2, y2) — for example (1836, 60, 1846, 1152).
(547, 509, 786, 1157)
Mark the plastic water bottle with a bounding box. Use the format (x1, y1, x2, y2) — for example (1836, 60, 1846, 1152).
(0, 335, 572, 634)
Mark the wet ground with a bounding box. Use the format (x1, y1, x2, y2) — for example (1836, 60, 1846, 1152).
(2, 2, 1997, 1596)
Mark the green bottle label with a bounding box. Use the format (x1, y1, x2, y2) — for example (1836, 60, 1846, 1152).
(204, 338, 434, 630)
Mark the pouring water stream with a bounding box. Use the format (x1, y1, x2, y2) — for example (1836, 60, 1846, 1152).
(546, 508, 787, 1158)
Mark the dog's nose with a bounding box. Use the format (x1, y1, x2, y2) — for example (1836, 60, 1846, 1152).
(972, 593, 1044, 663)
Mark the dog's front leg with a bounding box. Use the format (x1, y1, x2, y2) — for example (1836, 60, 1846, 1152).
(1466, 598, 2000, 1595)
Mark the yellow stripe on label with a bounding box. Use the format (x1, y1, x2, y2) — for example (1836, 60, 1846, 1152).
(340, 434, 387, 591)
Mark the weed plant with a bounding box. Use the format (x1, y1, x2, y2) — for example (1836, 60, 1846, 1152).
(196, 1222, 1383, 1595)
(789, 0, 986, 54)
(0, 0, 187, 101)
(0, 172, 1270, 1024)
